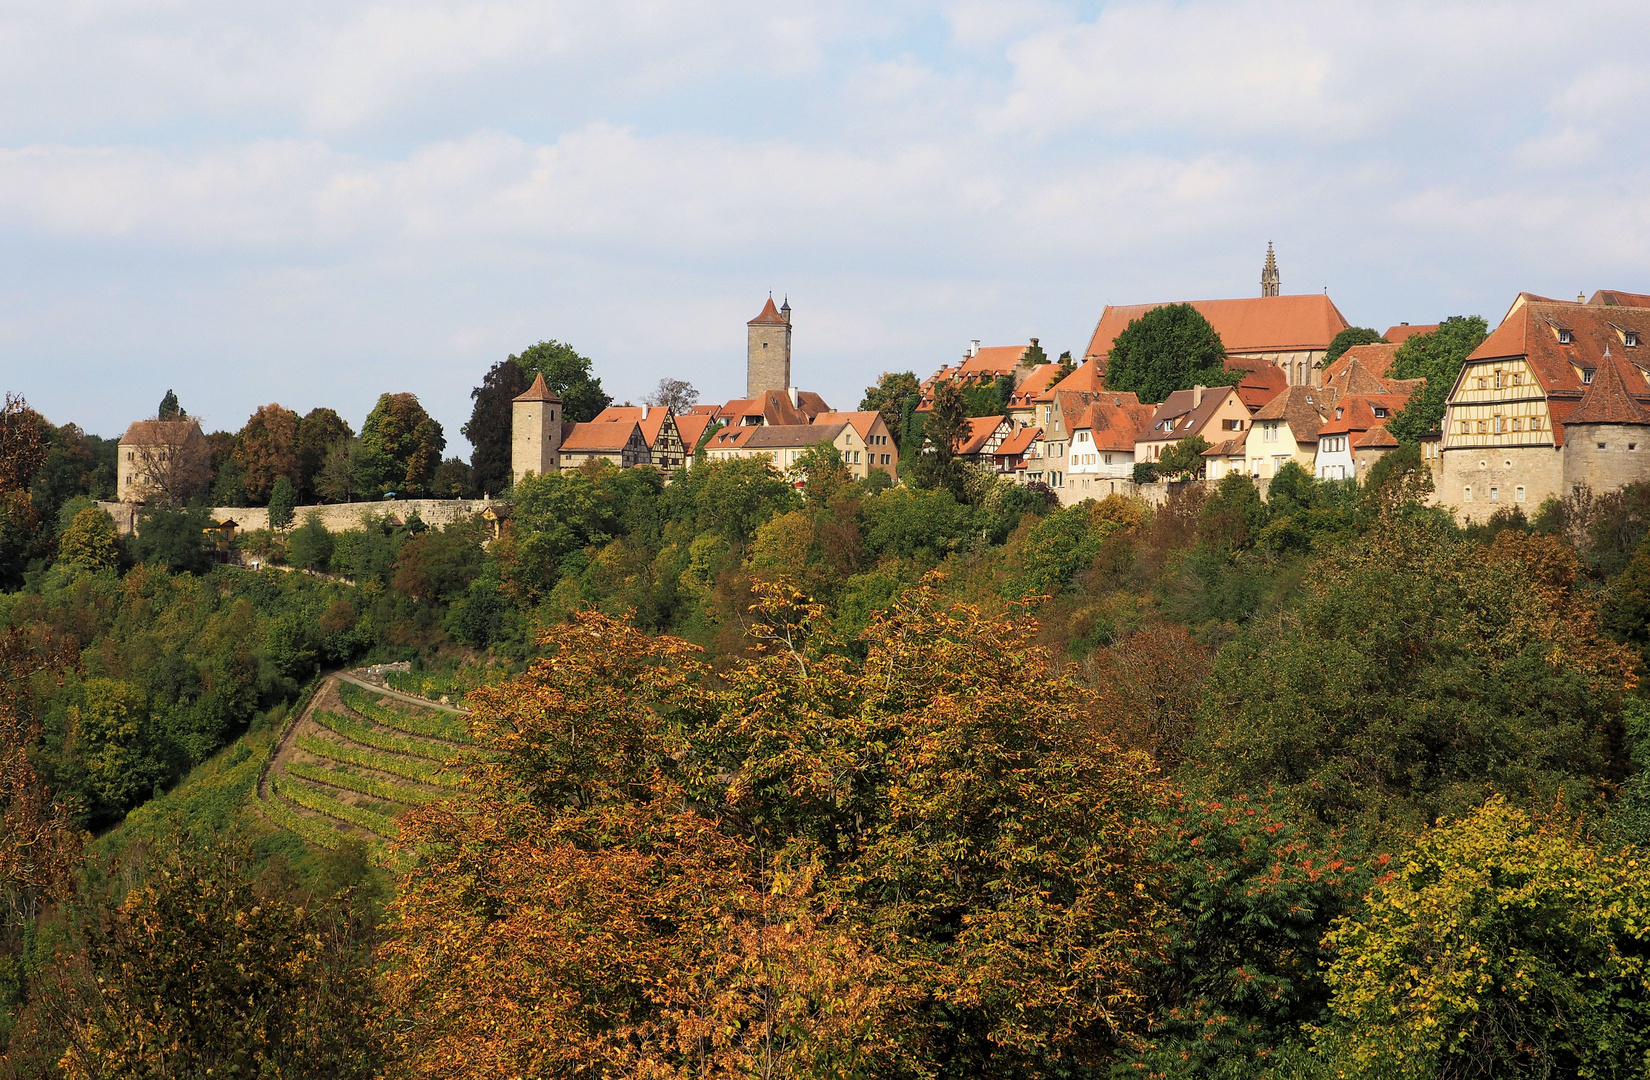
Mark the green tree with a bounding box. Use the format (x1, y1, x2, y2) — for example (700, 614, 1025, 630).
(208, 456, 249, 507)
(660, 456, 799, 547)
(859, 486, 972, 562)
(285, 512, 334, 571)
(1105, 304, 1239, 404)
(315, 438, 363, 503)
(267, 476, 298, 532)
(295, 407, 355, 501)
(67, 678, 163, 817)
(1195, 521, 1635, 841)
(232, 403, 301, 505)
(510, 340, 611, 423)
(1319, 798, 1650, 1078)
(859, 371, 922, 448)
(461, 358, 531, 496)
(157, 389, 184, 421)
(392, 522, 486, 603)
(358, 393, 446, 496)
(57, 505, 118, 573)
(1199, 470, 1268, 551)
(1321, 326, 1386, 368)
(1156, 434, 1211, 480)
(1387, 315, 1490, 442)
(794, 441, 851, 507)
(130, 504, 212, 575)
(910, 380, 970, 497)
(429, 457, 472, 499)
(1021, 339, 1048, 368)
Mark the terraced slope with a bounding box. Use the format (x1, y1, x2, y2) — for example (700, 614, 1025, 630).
(254, 672, 470, 852)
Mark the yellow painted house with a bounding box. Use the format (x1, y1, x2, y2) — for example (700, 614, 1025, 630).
(1243, 385, 1328, 478)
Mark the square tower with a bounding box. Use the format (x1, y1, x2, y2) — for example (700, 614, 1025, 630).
(512, 373, 564, 484)
(747, 296, 792, 397)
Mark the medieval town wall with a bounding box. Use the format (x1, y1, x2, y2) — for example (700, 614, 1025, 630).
(1434, 444, 1562, 523)
(1561, 424, 1650, 496)
(99, 498, 491, 537)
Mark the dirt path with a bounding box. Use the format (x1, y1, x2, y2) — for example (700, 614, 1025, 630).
(335, 671, 470, 715)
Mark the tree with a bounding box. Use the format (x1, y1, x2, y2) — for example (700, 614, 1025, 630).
(461, 358, 531, 497)
(358, 393, 445, 496)
(130, 504, 213, 574)
(57, 505, 118, 573)
(510, 340, 611, 423)
(316, 438, 363, 504)
(392, 522, 485, 603)
(157, 389, 184, 421)
(1021, 338, 1048, 368)
(267, 476, 298, 531)
(232, 403, 301, 505)
(51, 834, 385, 1079)
(859, 371, 922, 448)
(382, 590, 1170, 1078)
(793, 441, 851, 507)
(1319, 798, 1650, 1078)
(123, 420, 213, 507)
(645, 377, 698, 413)
(1321, 326, 1386, 368)
(1132, 461, 1158, 485)
(0, 394, 49, 586)
(429, 457, 472, 498)
(1386, 315, 1490, 442)
(286, 512, 334, 571)
(911, 380, 970, 496)
(1105, 304, 1239, 404)
(295, 407, 355, 501)
(1155, 434, 1210, 480)
(1195, 521, 1635, 841)
(209, 456, 249, 507)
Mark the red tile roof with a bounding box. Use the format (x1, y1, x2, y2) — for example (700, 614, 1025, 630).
(1084, 294, 1350, 365)
(957, 416, 1009, 455)
(560, 420, 642, 452)
(713, 389, 829, 427)
(513, 372, 561, 402)
(1201, 436, 1247, 458)
(1233, 361, 1288, 411)
(1008, 363, 1064, 409)
(675, 414, 716, 453)
(994, 425, 1041, 458)
(811, 410, 883, 442)
(119, 418, 204, 446)
(748, 297, 788, 326)
(1589, 290, 1650, 308)
(745, 423, 848, 450)
(705, 426, 757, 450)
(1037, 359, 1105, 403)
(1070, 396, 1156, 453)
(1323, 342, 1401, 386)
(1566, 353, 1650, 426)
(1381, 324, 1438, 345)
(593, 405, 674, 446)
(1317, 394, 1412, 438)
(1354, 424, 1399, 449)
(1249, 385, 1328, 441)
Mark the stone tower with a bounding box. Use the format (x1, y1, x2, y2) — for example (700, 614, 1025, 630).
(747, 296, 792, 398)
(512, 372, 563, 484)
(1562, 350, 1650, 496)
(1261, 242, 1280, 298)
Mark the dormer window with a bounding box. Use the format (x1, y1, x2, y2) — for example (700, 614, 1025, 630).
(1583, 368, 1596, 384)
(1629, 332, 1641, 348)
(1335, 407, 1344, 419)
(1558, 328, 1573, 345)
(1374, 407, 1388, 418)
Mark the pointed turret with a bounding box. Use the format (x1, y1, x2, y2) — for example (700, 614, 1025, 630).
(1261, 241, 1280, 298)
(513, 372, 562, 403)
(1567, 351, 1650, 426)
(512, 372, 564, 483)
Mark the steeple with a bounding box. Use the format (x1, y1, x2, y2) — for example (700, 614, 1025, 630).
(1261, 242, 1280, 298)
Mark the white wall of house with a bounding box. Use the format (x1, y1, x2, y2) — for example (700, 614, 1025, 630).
(1244, 420, 1316, 478)
(1066, 429, 1136, 479)
(1316, 434, 1355, 480)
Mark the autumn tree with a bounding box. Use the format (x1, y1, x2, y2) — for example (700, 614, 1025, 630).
(461, 358, 531, 496)
(48, 834, 385, 1079)
(56, 505, 118, 573)
(383, 586, 1171, 1078)
(1105, 304, 1239, 404)
(0, 394, 49, 586)
(295, 407, 355, 501)
(359, 393, 445, 497)
(233, 403, 301, 505)
(122, 419, 212, 507)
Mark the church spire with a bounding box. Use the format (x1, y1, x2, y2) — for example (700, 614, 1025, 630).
(1261, 241, 1280, 297)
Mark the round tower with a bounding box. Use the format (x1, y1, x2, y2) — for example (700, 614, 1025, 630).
(1561, 352, 1650, 496)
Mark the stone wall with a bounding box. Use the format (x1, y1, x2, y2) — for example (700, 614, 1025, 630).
(1562, 424, 1650, 500)
(99, 498, 492, 536)
(747, 320, 791, 397)
(1434, 444, 1563, 523)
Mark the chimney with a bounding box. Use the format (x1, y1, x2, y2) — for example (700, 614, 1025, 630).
(1193, 384, 1205, 407)
(970, 340, 981, 357)
(642, 404, 650, 420)
(787, 386, 800, 408)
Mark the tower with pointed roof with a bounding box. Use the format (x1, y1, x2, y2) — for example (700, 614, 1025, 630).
(747, 295, 792, 398)
(512, 372, 564, 484)
(1562, 348, 1650, 495)
(1261, 242, 1280, 298)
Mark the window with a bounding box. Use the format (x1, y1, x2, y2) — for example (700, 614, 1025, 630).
(1558, 329, 1573, 344)
(1478, 421, 1488, 434)
(1464, 485, 1473, 501)
(1516, 486, 1526, 502)
(1512, 373, 1523, 386)
(1531, 416, 1542, 430)
(1629, 332, 1641, 348)
(1460, 421, 1470, 434)
(1374, 407, 1388, 418)
(1494, 370, 1504, 389)
(1583, 368, 1595, 384)
(1599, 442, 1608, 450)
(1104, 453, 1113, 465)
(1513, 418, 1522, 431)
(1477, 377, 1487, 390)
(1493, 415, 1504, 433)
(1490, 487, 1499, 502)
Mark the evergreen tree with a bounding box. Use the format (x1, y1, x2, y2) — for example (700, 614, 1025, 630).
(268, 476, 298, 531)
(157, 390, 184, 421)
(858, 371, 922, 448)
(461, 359, 530, 496)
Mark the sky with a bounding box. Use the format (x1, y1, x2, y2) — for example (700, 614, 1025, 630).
(2, 0, 1649, 449)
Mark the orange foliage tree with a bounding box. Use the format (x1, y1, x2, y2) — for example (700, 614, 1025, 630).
(382, 583, 1170, 1078)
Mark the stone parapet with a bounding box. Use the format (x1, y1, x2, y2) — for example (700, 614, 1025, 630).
(97, 498, 491, 536)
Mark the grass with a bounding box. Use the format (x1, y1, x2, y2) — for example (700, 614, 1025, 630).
(271, 773, 400, 840)
(296, 734, 466, 788)
(311, 709, 459, 762)
(286, 761, 440, 806)
(339, 682, 472, 744)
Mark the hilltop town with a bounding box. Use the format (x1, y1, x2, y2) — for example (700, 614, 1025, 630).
(101, 247, 1650, 534)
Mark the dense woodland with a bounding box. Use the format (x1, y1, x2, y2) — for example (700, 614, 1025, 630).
(4, 317, 1650, 1077)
